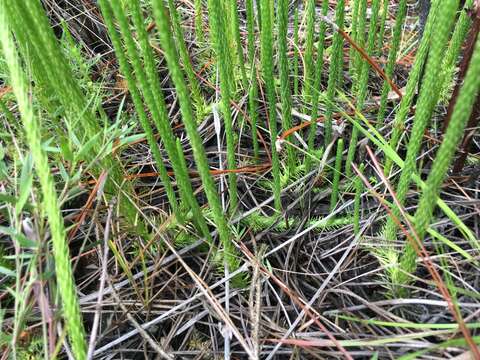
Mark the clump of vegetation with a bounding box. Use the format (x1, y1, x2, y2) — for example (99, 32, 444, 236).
(1, 0, 480, 358)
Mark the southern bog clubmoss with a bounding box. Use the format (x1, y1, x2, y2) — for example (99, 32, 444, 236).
(2, 0, 480, 356)
(0, 11, 87, 359)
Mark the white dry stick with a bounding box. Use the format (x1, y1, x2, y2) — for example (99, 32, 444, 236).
(87, 203, 113, 359)
(223, 262, 232, 360)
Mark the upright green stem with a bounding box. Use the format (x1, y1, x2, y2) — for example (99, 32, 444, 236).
(305, 0, 329, 171)
(151, 0, 238, 269)
(167, 0, 204, 113)
(345, 0, 380, 178)
(350, 0, 361, 74)
(277, 0, 294, 173)
(303, 0, 316, 102)
(376, 0, 407, 127)
(353, 0, 368, 80)
(400, 34, 480, 283)
(439, 0, 475, 96)
(229, 0, 248, 89)
(324, 0, 346, 147)
(330, 138, 344, 213)
(246, 0, 259, 161)
(99, 0, 182, 223)
(383, 0, 440, 176)
(0, 14, 87, 359)
(207, 0, 238, 214)
(385, 0, 459, 276)
(293, 7, 300, 97)
(376, 0, 390, 55)
(7, 0, 148, 237)
(260, 0, 281, 211)
(194, 0, 205, 44)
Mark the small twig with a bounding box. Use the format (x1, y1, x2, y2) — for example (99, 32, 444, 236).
(86, 203, 113, 360)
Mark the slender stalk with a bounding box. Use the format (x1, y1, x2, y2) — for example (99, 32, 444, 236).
(353, 0, 368, 80)
(330, 138, 344, 213)
(229, 0, 248, 89)
(260, 0, 281, 211)
(277, 0, 294, 173)
(167, 0, 204, 113)
(324, 0, 346, 147)
(376, 0, 407, 127)
(376, 0, 390, 55)
(354, 164, 365, 235)
(129, 0, 212, 239)
(345, 0, 381, 178)
(194, 0, 205, 44)
(0, 14, 87, 358)
(400, 34, 480, 283)
(207, 0, 238, 214)
(303, 0, 316, 102)
(150, 0, 238, 269)
(103, 0, 213, 241)
(305, 0, 329, 170)
(99, 0, 182, 223)
(385, 0, 460, 281)
(246, 0, 259, 161)
(439, 0, 475, 96)
(383, 0, 440, 176)
(293, 7, 300, 97)
(350, 0, 361, 74)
